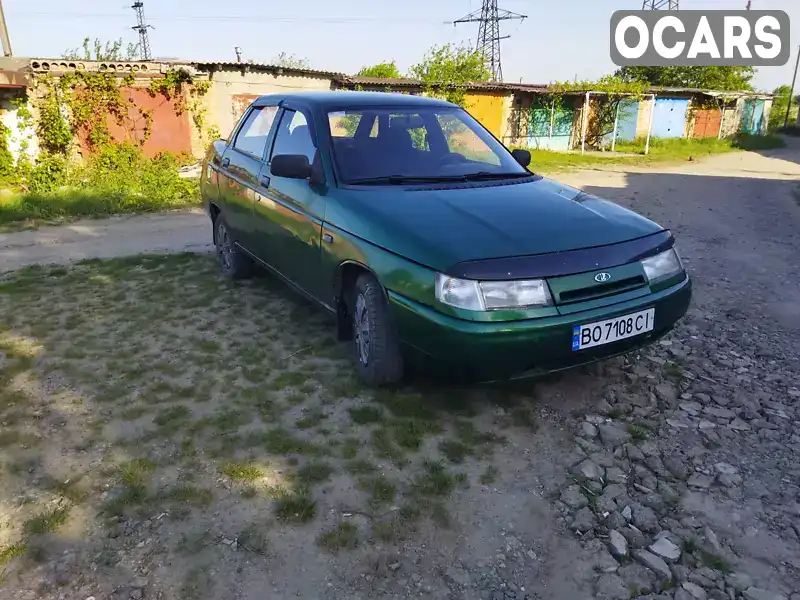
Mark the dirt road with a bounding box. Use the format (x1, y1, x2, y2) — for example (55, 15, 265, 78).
(1, 145, 799, 600)
(0, 209, 212, 274)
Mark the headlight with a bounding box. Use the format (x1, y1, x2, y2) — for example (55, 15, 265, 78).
(435, 274, 552, 311)
(641, 248, 683, 282)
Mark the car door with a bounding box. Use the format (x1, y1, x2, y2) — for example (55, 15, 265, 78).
(217, 105, 279, 252)
(254, 107, 328, 304)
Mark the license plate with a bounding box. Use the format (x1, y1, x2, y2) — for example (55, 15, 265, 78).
(572, 308, 655, 351)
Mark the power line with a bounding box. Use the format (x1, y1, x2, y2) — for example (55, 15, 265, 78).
(454, 0, 526, 82)
(131, 2, 153, 60)
(13, 11, 451, 25)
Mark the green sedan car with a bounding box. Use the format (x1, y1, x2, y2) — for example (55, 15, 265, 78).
(201, 91, 691, 385)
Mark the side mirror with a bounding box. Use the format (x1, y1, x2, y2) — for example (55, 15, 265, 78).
(511, 148, 531, 168)
(271, 154, 312, 180)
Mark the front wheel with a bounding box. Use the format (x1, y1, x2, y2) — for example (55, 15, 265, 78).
(351, 274, 404, 386)
(214, 217, 252, 279)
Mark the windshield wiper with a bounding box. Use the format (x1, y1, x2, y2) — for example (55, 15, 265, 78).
(346, 175, 468, 185)
(463, 171, 533, 180)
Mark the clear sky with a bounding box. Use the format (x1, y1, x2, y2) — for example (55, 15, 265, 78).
(4, 0, 799, 92)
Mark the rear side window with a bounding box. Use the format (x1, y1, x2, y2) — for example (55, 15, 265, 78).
(233, 106, 278, 158)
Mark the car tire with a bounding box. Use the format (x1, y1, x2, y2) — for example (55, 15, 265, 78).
(350, 273, 404, 386)
(214, 217, 252, 279)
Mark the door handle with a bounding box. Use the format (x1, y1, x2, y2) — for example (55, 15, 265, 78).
(322, 233, 334, 244)
(259, 175, 271, 187)
(221, 158, 230, 168)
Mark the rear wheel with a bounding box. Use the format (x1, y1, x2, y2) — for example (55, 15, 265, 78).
(214, 217, 252, 279)
(351, 273, 403, 386)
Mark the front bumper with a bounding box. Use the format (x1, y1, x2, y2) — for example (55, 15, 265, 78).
(388, 276, 691, 382)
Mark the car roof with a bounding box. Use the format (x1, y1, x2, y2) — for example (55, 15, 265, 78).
(251, 90, 456, 111)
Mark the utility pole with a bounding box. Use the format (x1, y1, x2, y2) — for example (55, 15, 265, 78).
(784, 44, 800, 128)
(454, 0, 526, 82)
(642, 0, 679, 9)
(131, 2, 153, 61)
(0, 0, 12, 57)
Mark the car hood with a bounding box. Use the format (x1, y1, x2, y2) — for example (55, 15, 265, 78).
(327, 177, 663, 272)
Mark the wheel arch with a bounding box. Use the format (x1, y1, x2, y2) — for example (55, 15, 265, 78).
(334, 259, 386, 342)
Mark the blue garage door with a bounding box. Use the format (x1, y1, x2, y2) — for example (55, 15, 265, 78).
(652, 98, 689, 138)
(614, 100, 640, 141)
(526, 99, 575, 151)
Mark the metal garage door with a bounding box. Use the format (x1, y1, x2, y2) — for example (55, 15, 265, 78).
(692, 108, 722, 138)
(526, 99, 575, 151)
(740, 99, 766, 135)
(652, 98, 689, 138)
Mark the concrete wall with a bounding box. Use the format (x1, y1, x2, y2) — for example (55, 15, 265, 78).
(201, 69, 333, 155)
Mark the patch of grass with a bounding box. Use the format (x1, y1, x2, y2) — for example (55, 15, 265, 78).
(238, 523, 269, 555)
(411, 461, 466, 498)
(318, 522, 359, 553)
(388, 418, 436, 449)
(295, 408, 326, 430)
(102, 483, 149, 517)
(696, 549, 733, 573)
(153, 404, 191, 433)
(118, 458, 156, 486)
(23, 506, 70, 535)
(295, 461, 334, 486)
(627, 422, 651, 441)
(358, 474, 397, 507)
(374, 390, 439, 421)
(219, 462, 263, 482)
(345, 458, 377, 475)
(0, 430, 36, 448)
(161, 485, 213, 507)
(371, 427, 406, 464)
(0, 543, 26, 566)
(269, 371, 309, 390)
(120, 406, 148, 421)
(348, 405, 385, 425)
(259, 427, 319, 456)
(439, 439, 471, 464)
(340, 437, 360, 459)
(273, 489, 316, 523)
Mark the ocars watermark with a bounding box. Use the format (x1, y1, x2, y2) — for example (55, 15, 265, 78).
(610, 10, 790, 67)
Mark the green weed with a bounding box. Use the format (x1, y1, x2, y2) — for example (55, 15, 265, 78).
(317, 522, 359, 553)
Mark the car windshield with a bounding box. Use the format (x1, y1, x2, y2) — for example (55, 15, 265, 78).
(327, 106, 528, 183)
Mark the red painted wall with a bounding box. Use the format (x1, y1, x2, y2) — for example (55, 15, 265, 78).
(79, 86, 192, 157)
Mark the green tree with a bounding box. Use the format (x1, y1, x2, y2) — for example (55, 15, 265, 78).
(768, 84, 799, 131)
(272, 52, 311, 69)
(409, 44, 490, 106)
(63, 37, 139, 61)
(615, 66, 755, 91)
(356, 61, 402, 79)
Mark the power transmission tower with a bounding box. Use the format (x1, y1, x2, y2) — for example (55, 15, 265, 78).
(642, 0, 679, 8)
(131, 1, 153, 60)
(454, 0, 526, 82)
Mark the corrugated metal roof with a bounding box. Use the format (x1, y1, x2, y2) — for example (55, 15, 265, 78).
(193, 60, 345, 78)
(338, 75, 547, 93)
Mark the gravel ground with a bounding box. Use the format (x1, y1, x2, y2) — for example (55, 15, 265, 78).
(0, 144, 798, 600)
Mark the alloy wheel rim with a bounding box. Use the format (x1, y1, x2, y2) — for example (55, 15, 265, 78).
(354, 293, 371, 365)
(217, 223, 233, 271)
